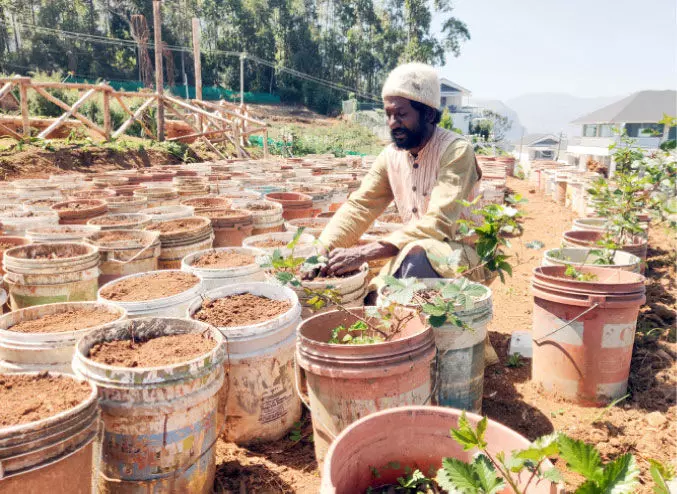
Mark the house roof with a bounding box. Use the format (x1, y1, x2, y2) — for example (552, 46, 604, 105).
(514, 133, 560, 146)
(571, 90, 676, 124)
(439, 77, 471, 95)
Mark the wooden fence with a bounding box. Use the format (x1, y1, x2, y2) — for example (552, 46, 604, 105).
(0, 75, 269, 159)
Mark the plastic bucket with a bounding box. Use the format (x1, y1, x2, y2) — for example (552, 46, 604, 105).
(378, 278, 492, 412)
(200, 209, 254, 248)
(52, 199, 107, 225)
(72, 318, 226, 494)
(26, 225, 99, 244)
(572, 217, 608, 233)
(0, 236, 31, 275)
(542, 247, 641, 273)
(293, 264, 369, 319)
(562, 230, 647, 272)
(264, 192, 314, 220)
(243, 231, 317, 258)
(0, 372, 99, 494)
(97, 270, 203, 318)
(86, 230, 162, 285)
(187, 283, 302, 444)
(321, 406, 562, 494)
(297, 308, 436, 464)
(133, 187, 179, 208)
(3, 243, 100, 311)
(142, 205, 195, 223)
(147, 217, 215, 270)
(86, 213, 151, 230)
(531, 265, 645, 405)
(0, 302, 126, 373)
(0, 210, 59, 236)
(285, 217, 331, 238)
(242, 201, 285, 235)
(181, 247, 266, 291)
(104, 196, 148, 214)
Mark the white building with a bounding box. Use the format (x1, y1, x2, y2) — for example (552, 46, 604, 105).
(513, 134, 566, 174)
(566, 90, 676, 175)
(440, 78, 473, 134)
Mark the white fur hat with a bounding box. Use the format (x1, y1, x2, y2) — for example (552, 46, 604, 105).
(381, 63, 440, 110)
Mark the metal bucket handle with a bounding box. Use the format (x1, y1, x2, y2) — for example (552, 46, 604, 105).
(107, 240, 157, 265)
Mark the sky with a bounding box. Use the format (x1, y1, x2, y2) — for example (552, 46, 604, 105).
(436, 0, 677, 101)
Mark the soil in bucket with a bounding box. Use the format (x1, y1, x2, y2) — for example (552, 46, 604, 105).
(0, 371, 91, 426)
(7, 306, 120, 334)
(99, 271, 199, 302)
(88, 333, 215, 367)
(191, 250, 255, 269)
(250, 239, 288, 248)
(192, 293, 291, 327)
(146, 217, 205, 234)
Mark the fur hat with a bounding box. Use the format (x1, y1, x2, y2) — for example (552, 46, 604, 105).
(381, 63, 440, 110)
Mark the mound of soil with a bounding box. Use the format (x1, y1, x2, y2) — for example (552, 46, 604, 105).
(192, 293, 291, 327)
(0, 372, 91, 427)
(8, 306, 120, 333)
(251, 239, 288, 248)
(192, 251, 255, 269)
(147, 218, 206, 234)
(88, 333, 216, 368)
(100, 271, 199, 302)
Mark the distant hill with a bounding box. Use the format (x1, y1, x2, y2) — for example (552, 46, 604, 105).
(505, 93, 621, 136)
(470, 99, 526, 142)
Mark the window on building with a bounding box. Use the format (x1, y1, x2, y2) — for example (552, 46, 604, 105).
(625, 123, 663, 137)
(583, 124, 598, 137)
(599, 124, 615, 137)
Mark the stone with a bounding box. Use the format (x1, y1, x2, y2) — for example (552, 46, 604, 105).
(646, 411, 667, 428)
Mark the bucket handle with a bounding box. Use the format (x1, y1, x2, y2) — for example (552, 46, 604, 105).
(107, 240, 156, 265)
(533, 302, 600, 343)
(294, 358, 337, 441)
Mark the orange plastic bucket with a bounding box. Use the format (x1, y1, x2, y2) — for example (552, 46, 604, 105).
(531, 266, 645, 405)
(296, 308, 435, 465)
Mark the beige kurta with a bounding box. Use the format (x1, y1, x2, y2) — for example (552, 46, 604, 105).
(318, 127, 486, 285)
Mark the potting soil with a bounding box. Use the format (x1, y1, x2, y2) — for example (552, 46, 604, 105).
(251, 239, 288, 248)
(192, 250, 255, 269)
(147, 218, 204, 234)
(0, 372, 91, 427)
(9, 307, 119, 333)
(88, 333, 216, 367)
(192, 293, 291, 327)
(99, 272, 199, 302)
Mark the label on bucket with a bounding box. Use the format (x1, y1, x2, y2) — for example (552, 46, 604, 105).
(259, 382, 294, 424)
(601, 323, 634, 348)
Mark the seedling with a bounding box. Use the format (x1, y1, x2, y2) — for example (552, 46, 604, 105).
(506, 353, 525, 368)
(650, 458, 675, 494)
(564, 264, 598, 282)
(328, 321, 384, 345)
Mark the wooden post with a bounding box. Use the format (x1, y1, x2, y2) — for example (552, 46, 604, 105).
(240, 53, 245, 107)
(102, 87, 111, 139)
(153, 0, 165, 141)
(263, 128, 269, 158)
(18, 80, 29, 137)
(191, 18, 203, 130)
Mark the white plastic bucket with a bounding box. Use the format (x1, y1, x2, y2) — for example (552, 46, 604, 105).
(542, 247, 641, 273)
(181, 247, 266, 291)
(97, 270, 203, 318)
(0, 302, 127, 373)
(187, 282, 302, 444)
(141, 205, 195, 222)
(25, 225, 100, 243)
(242, 231, 317, 258)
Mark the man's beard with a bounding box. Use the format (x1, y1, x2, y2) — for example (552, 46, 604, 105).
(390, 118, 425, 150)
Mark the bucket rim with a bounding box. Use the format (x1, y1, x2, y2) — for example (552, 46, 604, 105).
(0, 371, 97, 437)
(181, 246, 267, 273)
(4, 242, 100, 264)
(97, 269, 203, 306)
(73, 316, 225, 382)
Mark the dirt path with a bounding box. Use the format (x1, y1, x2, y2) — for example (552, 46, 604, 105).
(213, 177, 676, 493)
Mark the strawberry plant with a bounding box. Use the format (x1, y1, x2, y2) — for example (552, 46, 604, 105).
(435, 412, 640, 494)
(564, 264, 598, 282)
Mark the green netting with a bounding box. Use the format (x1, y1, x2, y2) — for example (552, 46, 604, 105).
(64, 76, 280, 104)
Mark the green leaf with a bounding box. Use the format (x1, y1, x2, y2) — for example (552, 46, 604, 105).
(558, 436, 603, 482)
(275, 271, 297, 285)
(473, 455, 504, 494)
(598, 454, 639, 494)
(650, 459, 673, 494)
(428, 314, 448, 327)
(526, 240, 545, 250)
(423, 303, 446, 317)
(450, 412, 486, 451)
(515, 433, 560, 462)
(286, 227, 306, 250)
(476, 416, 488, 444)
(436, 458, 480, 494)
(575, 481, 603, 494)
(542, 468, 563, 484)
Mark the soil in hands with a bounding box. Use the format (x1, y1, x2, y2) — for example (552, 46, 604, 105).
(192, 294, 291, 327)
(9, 306, 119, 333)
(88, 333, 216, 368)
(100, 271, 199, 302)
(0, 372, 91, 427)
(251, 239, 288, 248)
(192, 251, 255, 269)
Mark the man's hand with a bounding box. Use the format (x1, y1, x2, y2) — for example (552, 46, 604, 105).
(322, 241, 400, 277)
(324, 247, 368, 277)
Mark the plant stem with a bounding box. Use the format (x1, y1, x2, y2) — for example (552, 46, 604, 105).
(314, 292, 390, 339)
(523, 459, 545, 493)
(482, 449, 522, 494)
